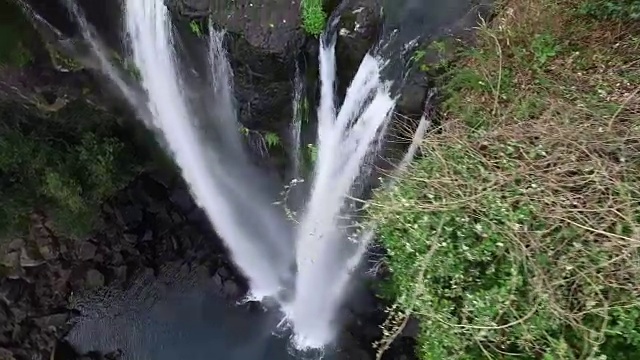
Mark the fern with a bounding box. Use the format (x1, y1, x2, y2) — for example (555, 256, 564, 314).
(189, 20, 203, 37)
(265, 132, 281, 148)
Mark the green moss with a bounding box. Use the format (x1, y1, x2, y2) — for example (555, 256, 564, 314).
(0, 102, 144, 239)
(48, 45, 85, 72)
(301, 0, 327, 36)
(0, 0, 35, 67)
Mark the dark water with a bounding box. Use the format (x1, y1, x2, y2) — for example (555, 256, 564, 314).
(66, 268, 316, 360)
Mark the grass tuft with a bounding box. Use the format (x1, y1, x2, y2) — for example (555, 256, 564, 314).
(371, 0, 640, 358)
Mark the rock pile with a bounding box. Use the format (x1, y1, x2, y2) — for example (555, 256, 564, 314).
(0, 171, 247, 360)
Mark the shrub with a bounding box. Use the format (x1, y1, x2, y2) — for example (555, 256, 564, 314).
(371, 0, 640, 358)
(0, 0, 35, 67)
(0, 102, 142, 238)
(301, 0, 327, 36)
(579, 0, 640, 21)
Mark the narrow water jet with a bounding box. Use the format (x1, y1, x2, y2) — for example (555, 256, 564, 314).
(288, 33, 395, 348)
(289, 64, 304, 185)
(122, 0, 295, 301)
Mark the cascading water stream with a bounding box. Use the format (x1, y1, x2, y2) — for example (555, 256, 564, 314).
(64, 0, 295, 301)
(289, 65, 304, 185)
(287, 32, 396, 348)
(123, 0, 297, 301)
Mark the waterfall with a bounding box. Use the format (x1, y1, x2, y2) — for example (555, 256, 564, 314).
(287, 34, 395, 348)
(64, 0, 295, 301)
(62, 0, 421, 352)
(289, 65, 304, 185)
(122, 0, 297, 301)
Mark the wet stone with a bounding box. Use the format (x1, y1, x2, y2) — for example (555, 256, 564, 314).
(141, 230, 153, 242)
(19, 247, 45, 268)
(37, 244, 58, 261)
(0, 304, 8, 324)
(77, 241, 97, 261)
(110, 252, 124, 265)
(221, 279, 241, 299)
(0, 279, 25, 304)
(0, 348, 16, 360)
(212, 273, 223, 288)
(186, 207, 207, 225)
(117, 205, 143, 228)
(123, 233, 138, 244)
(217, 267, 230, 279)
(32, 313, 69, 329)
(0, 252, 19, 269)
(169, 188, 195, 213)
(112, 266, 127, 283)
(85, 269, 105, 289)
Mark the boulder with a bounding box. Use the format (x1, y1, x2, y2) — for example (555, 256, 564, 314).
(171, 0, 210, 17)
(85, 269, 105, 289)
(0, 348, 16, 360)
(77, 241, 97, 261)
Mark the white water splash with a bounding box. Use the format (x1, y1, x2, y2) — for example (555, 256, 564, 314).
(288, 35, 395, 348)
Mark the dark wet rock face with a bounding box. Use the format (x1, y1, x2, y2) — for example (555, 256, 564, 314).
(226, 33, 295, 134)
(333, 0, 382, 98)
(0, 171, 248, 360)
(0, 214, 75, 360)
(172, 0, 305, 54)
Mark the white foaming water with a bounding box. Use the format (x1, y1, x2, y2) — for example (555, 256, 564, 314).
(288, 35, 395, 348)
(65, 0, 294, 301)
(123, 0, 297, 301)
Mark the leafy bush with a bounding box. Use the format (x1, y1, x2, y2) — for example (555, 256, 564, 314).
(579, 0, 640, 20)
(371, 0, 640, 358)
(301, 0, 327, 36)
(0, 102, 142, 238)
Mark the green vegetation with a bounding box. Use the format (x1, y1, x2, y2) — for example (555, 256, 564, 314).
(579, 0, 640, 20)
(264, 131, 281, 148)
(0, 102, 142, 239)
(371, 0, 640, 359)
(300, 0, 326, 36)
(189, 20, 204, 37)
(306, 143, 318, 164)
(239, 126, 282, 150)
(47, 45, 85, 72)
(0, 0, 35, 67)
